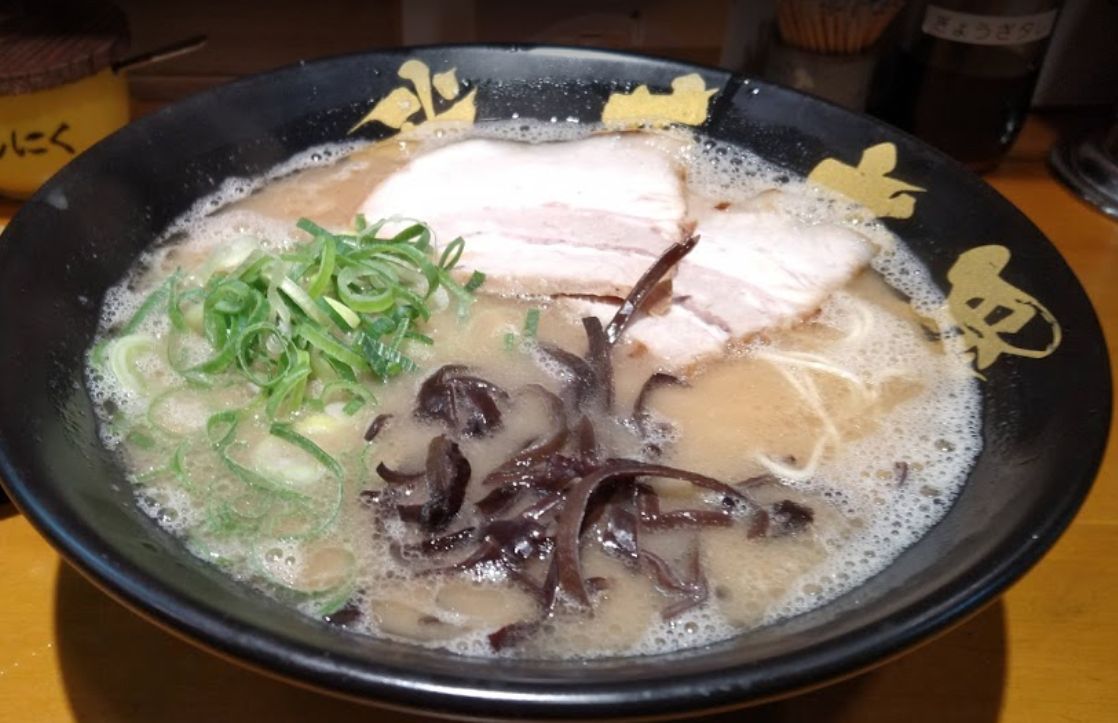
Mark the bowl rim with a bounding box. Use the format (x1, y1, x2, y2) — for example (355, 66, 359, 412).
(0, 43, 1111, 719)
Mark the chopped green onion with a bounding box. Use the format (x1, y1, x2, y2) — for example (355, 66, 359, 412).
(437, 269, 474, 316)
(232, 251, 274, 287)
(321, 296, 360, 330)
(306, 236, 336, 298)
(221, 447, 308, 501)
(189, 335, 239, 375)
(336, 266, 395, 314)
(265, 350, 311, 419)
(120, 272, 178, 336)
(323, 354, 357, 383)
(170, 441, 200, 493)
(269, 422, 344, 479)
(206, 410, 239, 449)
(502, 307, 541, 352)
(361, 337, 417, 378)
(295, 217, 334, 239)
(278, 277, 327, 325)
(107, 334, 157, 394)
(523, 308, 541, 339)
(439, 237, 465, 270)
(387, 222, 432, 251)
(464, 270, 486, 292)
(236, 322, 293, 388)
(390, 315, 411, 351)
(167, 275, 187, 331)
(297, 323, 369, 373)
(320, 380, 375, 416)
(127, 429, 157, 449)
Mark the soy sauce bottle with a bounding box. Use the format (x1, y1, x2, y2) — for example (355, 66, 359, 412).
(869, 0, 1062, 172)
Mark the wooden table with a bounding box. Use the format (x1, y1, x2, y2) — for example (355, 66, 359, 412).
(1, 115, 1115, 722)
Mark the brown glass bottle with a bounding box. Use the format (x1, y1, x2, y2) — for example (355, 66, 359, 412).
(869, 1, 1061, 172)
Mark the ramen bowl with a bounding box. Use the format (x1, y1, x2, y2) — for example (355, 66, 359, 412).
(0, 46, 1109, 719)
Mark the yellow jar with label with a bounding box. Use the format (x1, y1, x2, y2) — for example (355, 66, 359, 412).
(0, 2, 130, 199)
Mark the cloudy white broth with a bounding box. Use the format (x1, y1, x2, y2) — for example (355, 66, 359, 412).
(86, 124, 981, 658)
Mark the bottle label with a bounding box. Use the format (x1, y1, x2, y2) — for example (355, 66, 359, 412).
(922, 6, 1058, 45)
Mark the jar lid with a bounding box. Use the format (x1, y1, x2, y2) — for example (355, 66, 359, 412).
(0, 0, 130, 96)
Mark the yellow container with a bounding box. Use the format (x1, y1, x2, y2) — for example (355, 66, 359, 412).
(0, 68, 130, 199)
(0, 2, 130, 199)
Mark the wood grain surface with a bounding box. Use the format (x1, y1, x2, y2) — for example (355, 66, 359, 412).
(1, 115, 1115, 722)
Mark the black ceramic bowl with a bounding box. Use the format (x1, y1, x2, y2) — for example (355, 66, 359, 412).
(0, 46, 1110, 719)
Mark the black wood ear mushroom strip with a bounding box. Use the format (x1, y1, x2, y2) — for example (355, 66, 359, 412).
(582, 316, 614, 410)
(604, 234, 699, 345)
(375, 461, 424, 485)
(415, 364, 510, 438)
(536, 344, 597, 411)
(363, 413, 393, 441)
(395, 435, 472, 531)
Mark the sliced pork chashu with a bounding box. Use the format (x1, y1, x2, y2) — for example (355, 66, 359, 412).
(360, 134, 691, 296)
(675, 206, 876, 340)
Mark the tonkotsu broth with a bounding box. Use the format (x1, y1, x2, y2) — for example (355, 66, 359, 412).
(87, 124, 981, 659)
